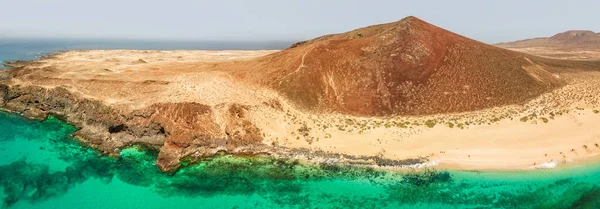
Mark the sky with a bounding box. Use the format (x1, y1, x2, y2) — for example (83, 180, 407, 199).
(0, 0, 599, 43)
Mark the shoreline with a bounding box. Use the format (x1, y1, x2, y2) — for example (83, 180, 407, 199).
(1, 49, 600, 172)
(280, 107, 600, 172)
(3, 103, 600, 173)
(5, 105, 600, 174)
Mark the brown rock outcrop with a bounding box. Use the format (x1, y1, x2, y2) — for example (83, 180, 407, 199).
(0, 83, 270, 172)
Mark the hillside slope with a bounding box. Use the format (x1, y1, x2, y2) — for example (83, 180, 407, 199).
(231, 16, 565, 116)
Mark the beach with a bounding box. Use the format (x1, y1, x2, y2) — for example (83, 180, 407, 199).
(276, 72, 600, 170)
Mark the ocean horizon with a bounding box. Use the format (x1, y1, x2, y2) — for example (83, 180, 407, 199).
(0, 38, 294, 69)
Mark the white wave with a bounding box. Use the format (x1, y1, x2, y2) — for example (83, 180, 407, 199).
(528, 161, 557, 169)
(400, 160, 440, 169)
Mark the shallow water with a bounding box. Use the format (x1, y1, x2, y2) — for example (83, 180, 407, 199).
(1, 111, 600, 209)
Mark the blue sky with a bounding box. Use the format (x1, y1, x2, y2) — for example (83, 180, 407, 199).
(0, 0, 598, 43)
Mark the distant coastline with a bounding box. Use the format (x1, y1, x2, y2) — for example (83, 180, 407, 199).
(0, 37, 296, 50)
(0, 38, 296, 69)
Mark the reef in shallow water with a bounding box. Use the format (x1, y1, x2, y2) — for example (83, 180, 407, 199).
(1, 111, 600, 209)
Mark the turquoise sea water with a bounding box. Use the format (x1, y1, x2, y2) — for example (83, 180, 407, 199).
(0, 113, 600, 209)
(1, 41, 600, 208)
(2, 112, 600, 209)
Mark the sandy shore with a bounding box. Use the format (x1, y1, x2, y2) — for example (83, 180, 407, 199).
(2, 50, 600, 171)
(280, 70, 600, 170)
(285, 109, 600, 171)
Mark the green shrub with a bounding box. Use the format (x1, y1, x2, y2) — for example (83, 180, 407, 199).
(520, 117, 529, 122)
(424, 120, 437, 128)
(447, 122, 455, 128)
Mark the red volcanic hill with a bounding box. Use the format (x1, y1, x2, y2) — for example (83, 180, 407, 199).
(230, 16, 568, 116)
(497, 30, 600, 49)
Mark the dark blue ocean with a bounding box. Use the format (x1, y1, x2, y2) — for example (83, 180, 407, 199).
(0, 38, 292, 69)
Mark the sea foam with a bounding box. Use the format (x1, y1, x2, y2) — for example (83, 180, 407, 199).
(528, 161, 558, 169)
(400, 160, 440, 169)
